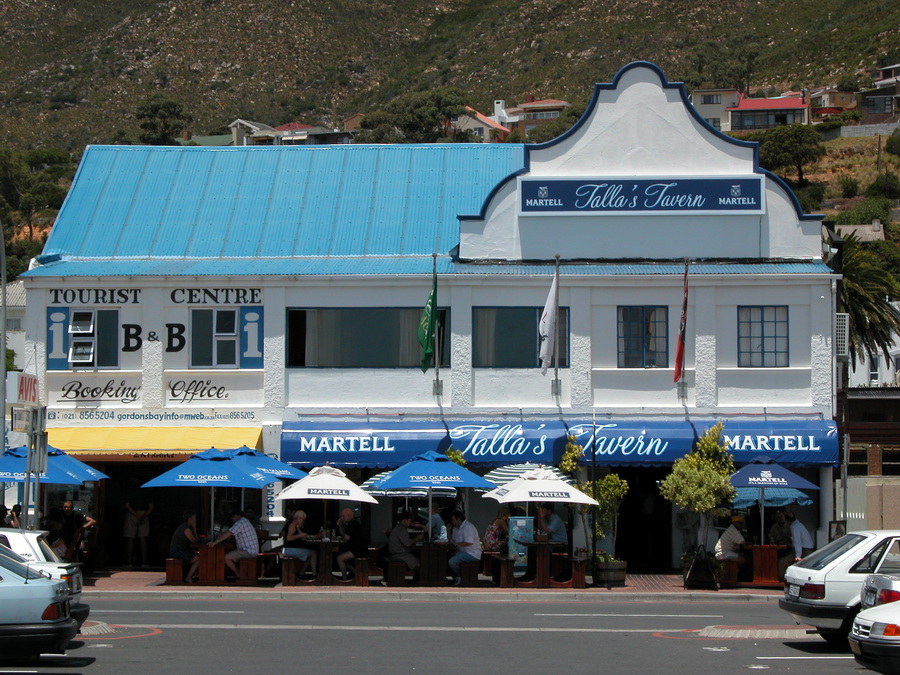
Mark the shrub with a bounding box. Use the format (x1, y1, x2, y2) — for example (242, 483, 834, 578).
(794, 182, 826, 212)
(838, 175, 860, 199)
(885, 129, 900, 157)
(865, 171, 900, 199)
(834, 197, 893, 225)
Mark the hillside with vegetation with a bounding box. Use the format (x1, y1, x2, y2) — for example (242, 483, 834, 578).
(1, 0, 899, 150)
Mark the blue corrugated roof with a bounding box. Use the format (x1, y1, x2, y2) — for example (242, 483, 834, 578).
(34, 143, 525, 266)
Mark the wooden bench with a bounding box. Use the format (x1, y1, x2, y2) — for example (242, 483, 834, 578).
(280, 555, 316, 586)
(458, 560, 481, 587)
(719, 559, 740, 587)
(165, 558, 187, 585)
(549, 556, 587, 589)
(485, 553, 516, 588)
(334, 557, 369, 587)
(386, 560, 414, 586)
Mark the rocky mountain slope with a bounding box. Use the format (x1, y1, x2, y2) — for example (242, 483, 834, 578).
(1, 0, 898, 151)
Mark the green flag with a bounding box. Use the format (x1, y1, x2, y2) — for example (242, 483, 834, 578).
(418, 273, 437, 373)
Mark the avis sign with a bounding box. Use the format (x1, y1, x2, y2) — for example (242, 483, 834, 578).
(7, 372, 39, 406)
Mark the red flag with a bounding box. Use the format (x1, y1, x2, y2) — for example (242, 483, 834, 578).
(673, 263, 688, 383)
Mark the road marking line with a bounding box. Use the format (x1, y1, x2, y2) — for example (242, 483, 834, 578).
(537, 613, 724, 618)
(123, 623, 687, 633)
(755, 656, 855, 660)
(93, 610, 245, 614)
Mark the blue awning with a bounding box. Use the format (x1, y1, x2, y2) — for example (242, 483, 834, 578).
(280, 419, 838, 468)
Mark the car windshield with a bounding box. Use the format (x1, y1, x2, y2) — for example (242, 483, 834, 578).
(0, 549, 46, 580)
(795, 533, 867, 570)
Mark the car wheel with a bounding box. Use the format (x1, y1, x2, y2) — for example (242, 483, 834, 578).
(816, 628, 849, 646)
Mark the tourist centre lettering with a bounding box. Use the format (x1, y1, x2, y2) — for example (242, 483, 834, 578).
(519, 176, 765, 215)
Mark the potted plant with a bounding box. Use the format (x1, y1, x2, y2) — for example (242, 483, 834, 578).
(588, 473, 629, 588)
(659, 421, 735, 589)
(560, 436, 629, 587)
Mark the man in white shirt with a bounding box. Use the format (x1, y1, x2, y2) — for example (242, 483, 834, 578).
(715, 515, 749, 575)
(448, 511, 481, 586)
(779, 511, 815, 579)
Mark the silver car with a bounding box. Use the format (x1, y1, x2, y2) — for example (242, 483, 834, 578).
(861, 573, 900, 610)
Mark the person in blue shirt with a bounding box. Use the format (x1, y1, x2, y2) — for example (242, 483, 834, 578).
(428, 505, 447, 541)
(539, 504, 567, 545)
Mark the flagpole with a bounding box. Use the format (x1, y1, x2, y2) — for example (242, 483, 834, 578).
(674, 258, 689, 401)
(432, 253, 439, 390)
(553, 254, 560, 387)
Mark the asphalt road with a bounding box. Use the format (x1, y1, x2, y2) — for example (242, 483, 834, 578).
(1, 597, 864, 675)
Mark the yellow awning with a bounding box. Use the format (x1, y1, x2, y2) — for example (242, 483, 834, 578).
(48, 426, 261, 453)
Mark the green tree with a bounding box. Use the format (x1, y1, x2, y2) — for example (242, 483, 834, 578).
(758, 124, 825, 186)
(355, 88, 469, 144)
(525, 100, 587, 144)
(886, 129, 900, 157)
(835, 231, 900, 367)
(660, 421, 735, 551)
(136, 94, 192, 145)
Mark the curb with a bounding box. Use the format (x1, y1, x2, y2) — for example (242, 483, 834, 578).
(83, 587, 783, 602)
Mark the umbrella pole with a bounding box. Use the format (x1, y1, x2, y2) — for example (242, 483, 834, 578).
(428, 488, 433, 542)
(760, 488, 765, 545)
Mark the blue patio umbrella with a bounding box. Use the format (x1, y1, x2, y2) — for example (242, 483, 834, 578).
(141, 447, 305, 534)
(47, 447, 110, 482)
(730, 456, 820, 543)
(227, 446, 308, 482)
(377, 451, 493, 540)
(0, 446, 83, 485)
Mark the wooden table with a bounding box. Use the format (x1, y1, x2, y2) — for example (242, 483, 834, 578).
(744, 544, 787, 586)
(416, 542, 450, 587)
(198, 544, 225, 584)
(295, 539, 340, 586)
(513, 541, 565, 589)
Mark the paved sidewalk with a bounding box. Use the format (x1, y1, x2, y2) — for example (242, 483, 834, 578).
(81, 569, 783, 602)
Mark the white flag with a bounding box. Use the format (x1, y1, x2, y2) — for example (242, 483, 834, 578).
(538, 270, 558, 375)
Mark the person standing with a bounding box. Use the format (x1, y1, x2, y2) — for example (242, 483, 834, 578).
(779, 511, 815, 579)
(208, 510, 259, 579)
(60, 500, 97, 563)
(123, 479, 154, 567)
(448, 510, 482, 586)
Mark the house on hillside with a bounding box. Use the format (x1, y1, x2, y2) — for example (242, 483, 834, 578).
(689, 87, 741, 131)
(808, 87, 857, 122)
(858, 63, 900, 125)
(229, 119, 355, 145)
(2, 280, 27, 371)
(490, 95, 569, 137)
(450, 107, 511, 142)
(728, 94, 810, 131)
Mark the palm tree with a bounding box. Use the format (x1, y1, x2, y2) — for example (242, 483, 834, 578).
(837, 231, 900, 367)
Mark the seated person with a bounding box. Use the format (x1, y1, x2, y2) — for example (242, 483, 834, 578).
(282, 510, 318, 576)
(448, 511, 482, 585)
(715, 515, 749, 575)
(388, 511, 423, 578)
(428, 505, 447, 541)
(169, 510, 201, 583)
(208, 510, 260, 579)
(483, 507, 510, 555)
(539, 504, 567, 545)
(335, 508, 368, 580)
(767, 510, 792, 547)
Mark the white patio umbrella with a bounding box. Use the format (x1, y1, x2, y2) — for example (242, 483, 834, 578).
(275, 465, 377, 528)
(481, 463, 575, 490)
(360, 470, 457, 499)
(482, 467, 598, 506)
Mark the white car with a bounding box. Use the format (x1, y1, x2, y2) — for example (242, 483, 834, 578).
(849, 601, 900, 673)
(779, 530, 900, 644)
(0, 528, 89, 627)
(0, 552, 78, 660)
